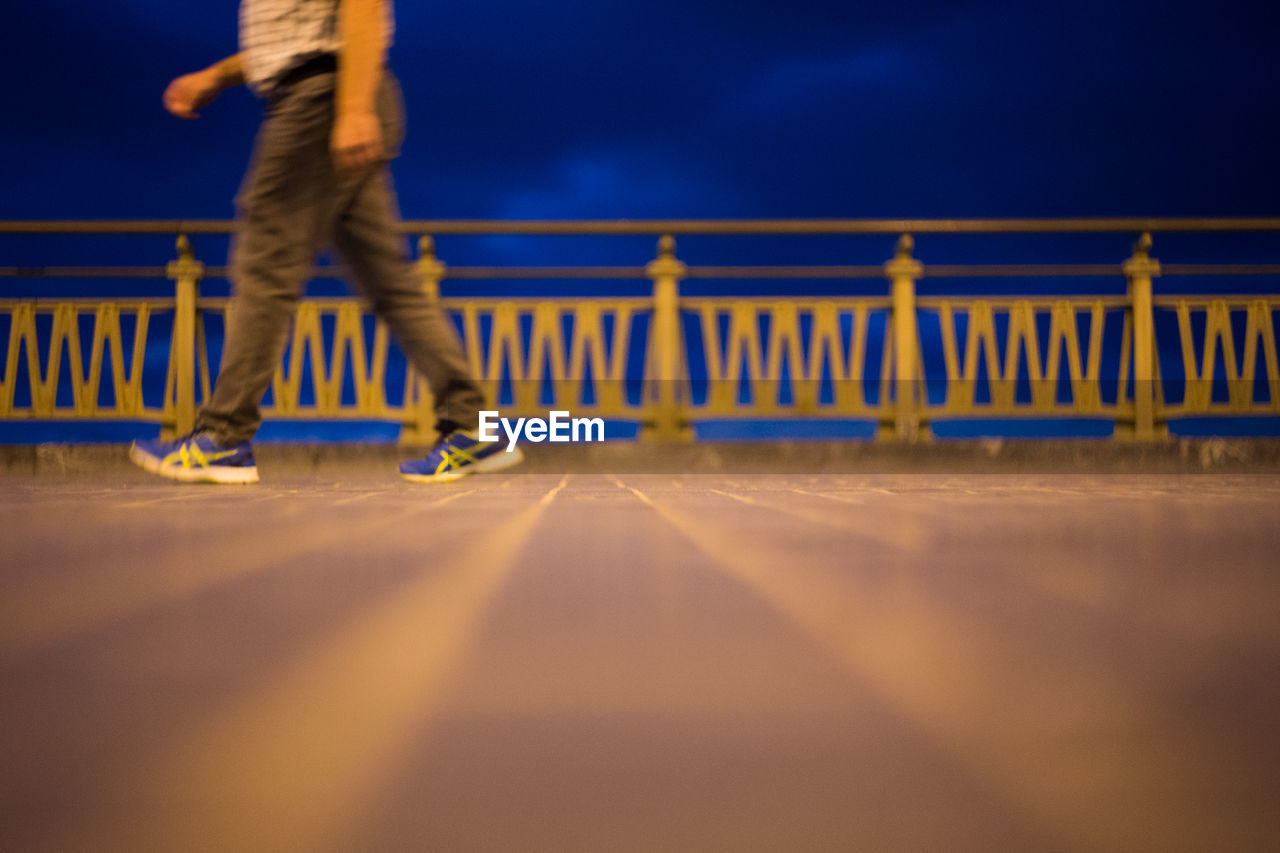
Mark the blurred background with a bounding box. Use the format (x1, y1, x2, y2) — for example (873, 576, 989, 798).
(2, 0, 1278, 443)
(5, 0, 1279, 221)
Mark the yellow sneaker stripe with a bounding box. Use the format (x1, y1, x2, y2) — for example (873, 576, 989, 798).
(161, 441, 238, 470)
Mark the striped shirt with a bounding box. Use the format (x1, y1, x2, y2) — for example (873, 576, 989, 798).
(239, 0, 396, 95)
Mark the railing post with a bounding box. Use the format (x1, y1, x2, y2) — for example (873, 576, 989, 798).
(400, 235, 445, 444)
(415, 234, 445, 303)
(884, 234, 926, 441)
(1122, 232, 1164, 440)
(164, 233, 203, 438)
(642, 235, 692, 441)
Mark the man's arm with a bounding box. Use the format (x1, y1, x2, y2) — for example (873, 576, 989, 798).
(332, 0, 390, 173)
(163, 54, 245, 119)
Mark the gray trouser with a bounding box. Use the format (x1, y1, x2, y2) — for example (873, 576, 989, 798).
(196, 69, 483, 445)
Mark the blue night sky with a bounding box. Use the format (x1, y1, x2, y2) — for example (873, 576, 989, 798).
(3, 0, 1278, 223)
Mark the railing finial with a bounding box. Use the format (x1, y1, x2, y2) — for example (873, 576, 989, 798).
(418, 234, 436, 260)
(657, 234, 676, 260)
(1133, 231, 1153, 259)
(895, 233, 914, 259)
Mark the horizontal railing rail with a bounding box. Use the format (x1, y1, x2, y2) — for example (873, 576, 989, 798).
(9, 263, 1280, 281)
(5, 217, 1280, 235)
(2, 220, 1279, 442)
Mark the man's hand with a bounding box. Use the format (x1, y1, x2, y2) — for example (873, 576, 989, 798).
(331, 109, 384, 174)
(163, 68, 223, 119)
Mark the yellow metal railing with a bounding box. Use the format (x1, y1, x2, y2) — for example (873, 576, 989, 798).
(1157, 296, 1280, 417)
(3, 219, 1279, 442)
(0, 299, 162, 421)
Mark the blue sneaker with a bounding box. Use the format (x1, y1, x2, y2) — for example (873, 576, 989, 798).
(399, 429, 524, 483)
(129, 430, 259, 484)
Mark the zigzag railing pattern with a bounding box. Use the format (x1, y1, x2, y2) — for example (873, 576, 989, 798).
(917, 298, 1132, 417)
(452, 299, 648, 419)
(680, 299, 893, 418)
(1155, 297, 1280, 415)
(0, 300, 172, 420)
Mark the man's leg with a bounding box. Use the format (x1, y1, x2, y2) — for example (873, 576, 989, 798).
(335, 176, 524, 484)
(330, 84, 485, 438)
(197, 92, 334, 445)
(333, 171, 484, 436)
(130, 86, 338, 483)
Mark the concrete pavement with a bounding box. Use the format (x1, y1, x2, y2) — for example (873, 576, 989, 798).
(3, 467, 1280, 851)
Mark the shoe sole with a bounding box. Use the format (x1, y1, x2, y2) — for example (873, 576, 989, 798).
(129, 442, 260, 485)
(400, 446, 525, 484)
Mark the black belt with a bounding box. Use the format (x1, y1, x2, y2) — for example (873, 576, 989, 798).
(267, 54, 337, 106)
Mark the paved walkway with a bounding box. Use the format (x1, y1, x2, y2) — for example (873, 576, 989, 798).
(3, 470, 1280, 851)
